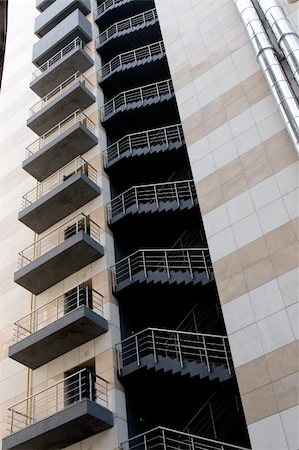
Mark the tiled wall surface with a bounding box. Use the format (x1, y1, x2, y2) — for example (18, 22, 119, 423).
(155, 0, 299, 448)
(0, 1, 127, 449)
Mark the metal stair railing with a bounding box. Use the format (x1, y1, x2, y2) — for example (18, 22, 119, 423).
(12, 285, 104, 343)
(100, 40, 165, 81)
(95, 0, 133, 20)
(32, 38, 92, 80)
(106, 179, 196, 222)
(110, 248, 212, 288)
(25, 110, 96, 159)
(103, 123, 184, 166)
(115, 327, 233, 375)
(29, 72, 95, 116)
(189, 395, 237, 440)
(120, 426, 250, 450)
(21, 156, 98, 209)
(183, 393, 236, 440)
(100, 78, 173, 120)
(96, 8, 158, 47)
(6, 369, 109, 435)
(18, 213, 101, 269)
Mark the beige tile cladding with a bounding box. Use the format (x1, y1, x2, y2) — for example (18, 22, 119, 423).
(155, 0, 299, 446)
(0, 2, 128, 450)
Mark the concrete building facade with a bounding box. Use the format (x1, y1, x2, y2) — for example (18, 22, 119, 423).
(0, 0, 298, 449)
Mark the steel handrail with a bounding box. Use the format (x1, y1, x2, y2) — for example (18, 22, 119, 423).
(118, 327, 229, 343)
(96, 8, 158, 47)
(25, 110, 96, 158)
(29, 72, 94, 116)
(7, 369, 109, 435)
(121, 426, 250, 450)
(111, 247, 210, 270)
(21, 156, 98, 209)
(32, 38, 92, 79)
(101, 78, 173, 120)
(100, 40, 165, 81)
(107, 179, 196, 221)
(95, 0, 133, 20)
(13, 286, 104, 342)
(103, 123, 184, 166)
(18, 213, 101, 268)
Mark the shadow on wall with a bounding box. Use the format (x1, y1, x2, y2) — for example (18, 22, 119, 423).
(0, 0, 8, 92)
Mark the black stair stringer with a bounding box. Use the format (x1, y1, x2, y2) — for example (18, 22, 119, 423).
(113, 269, 214, 294)
(119, 354, 233, 383)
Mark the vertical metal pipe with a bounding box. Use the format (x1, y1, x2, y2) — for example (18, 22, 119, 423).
(257, 0, 299, 85)
(234, 0, 299, 154)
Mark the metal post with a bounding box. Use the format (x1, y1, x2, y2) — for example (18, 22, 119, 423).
(164, 251, 170, 278)
(142, 251, 147, 278)
(116, 344, 122, 373)
(174, 182, 180, 206)
(135, 335, 140, 366)
(55, 384, 59, 413)
(78, 372, 82, 402)
(191, 437, 195, 450)
(143, 435, 148, 450)
(135, 187, 139, 210)
(10, 410, 14, 434)
(161, 428, 167, 449)
(202, 250, 209, 280)
(151, 329, 157, 363)
(176, 332, 184, 368)
(128, 256, 132, 282)
(188, 181, 194, 204)
(77, 285, 80, 309)
(223, 338, 231, 375)
(187, 250, 194, 279)
(203, 336, 210, 372)
(154, 185, 159, 207)
(89, 371, 93, 401)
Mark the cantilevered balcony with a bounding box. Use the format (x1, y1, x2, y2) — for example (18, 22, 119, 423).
(27, 72, 95, 135)
(2, 369, 113, 450)
(96, 8, 159, 59)
(35, 0, 91, 37)
(100, 79, 175, 134)
(23, 110, 98, 181)
(99, 40, 167, 95)
(107, 180, 197, 226)
(36, 0, 55, 12)
(30, 38, 93, 97)
(103, 124, 185, 171)
(9, 286, 107, 369)
(116, 328, 233, 382)
(14, 214, 104, 295)
(110, 248, 213, 294)
(19, 157, 101, 234)
(121, 427, 250, 450)
(95, 0, 153, 29)
(32, 9, 92, 66)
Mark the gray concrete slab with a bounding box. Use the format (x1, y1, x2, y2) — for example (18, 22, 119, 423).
(2, 399, 114, 450)
(30, 47, 93, 97)
(9, 306, 108, 369)
(19, 171, 101, 234)
(35, 0, 91, 37)
(23, 122, 98, 181)
(32, 10, 92, 66)
(14, 231, 104, 295)
(27, 80, 95, 135)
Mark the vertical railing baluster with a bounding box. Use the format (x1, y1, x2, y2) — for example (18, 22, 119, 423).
(162, 428, 166, 449)
(154, 185, 159, 207)
(128, 256, 132, 282)
(202, 250, 209, 279)
(174, 182, 180, 206)
(142, 251, 147, 278)
(203, 336, 210, 372)
(152, 329, 157, 363)
(165, 251, 170, 278)
(187, 250, 194, 279)
(223, 338, 231, 374)
(135, 335, 140, 366)
(176, 332, 183, 368)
